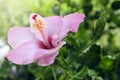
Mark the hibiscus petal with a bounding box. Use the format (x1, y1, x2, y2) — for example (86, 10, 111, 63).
(52, 34, 59, 47)
(44, 16, 63, 36)
(59, 13, 85, 41)
(6, 42, 39, 65)
(35, 41, 66, 66)
(64, 13, 85, 32)
(42, 16, 63, 48)
(45, 13, 85, 45)
(8, 27, 37, 49)
(38, 52, 59, 66)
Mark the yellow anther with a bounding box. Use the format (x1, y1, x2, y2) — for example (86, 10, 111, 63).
(32, 18, 45, 32)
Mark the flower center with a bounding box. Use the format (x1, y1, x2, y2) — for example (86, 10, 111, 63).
(32, 14, 45, 33)
(32, 14, 51, 48)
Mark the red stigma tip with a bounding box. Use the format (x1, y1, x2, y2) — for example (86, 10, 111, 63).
(32, 14, 37, 20)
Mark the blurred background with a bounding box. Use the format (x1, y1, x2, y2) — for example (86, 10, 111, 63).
(0, 0, 120, 80)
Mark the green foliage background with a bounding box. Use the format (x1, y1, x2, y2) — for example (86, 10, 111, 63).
(0, 0, 120, 80)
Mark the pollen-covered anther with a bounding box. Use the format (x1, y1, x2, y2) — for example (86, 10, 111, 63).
(32, 18, 45, 32)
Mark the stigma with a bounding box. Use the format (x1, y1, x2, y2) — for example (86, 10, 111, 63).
(32, 14, 45, 32)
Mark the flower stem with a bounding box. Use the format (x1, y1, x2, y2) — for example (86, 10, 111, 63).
(51, 66, 57, 80)
(69, 67, 88, 80)
(78, 39, 95, 57)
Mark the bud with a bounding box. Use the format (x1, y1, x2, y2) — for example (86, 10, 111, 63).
(93, 11, 106, 40)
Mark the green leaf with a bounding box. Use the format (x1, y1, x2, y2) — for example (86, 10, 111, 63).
(79, 44, 101, 69)
(93, 11, 106, 40)
(28, 63, 53, 80)
(88, 69, 103, 80)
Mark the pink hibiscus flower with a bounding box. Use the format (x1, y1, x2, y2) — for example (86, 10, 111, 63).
(6, 13, 85, 66)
